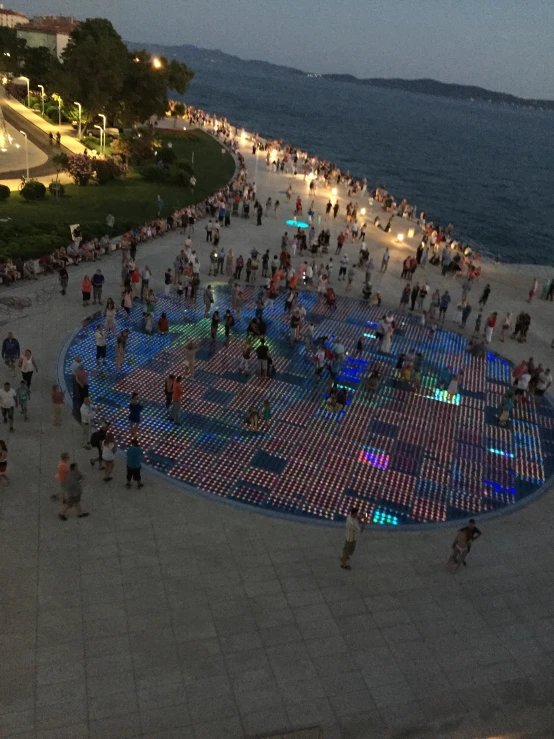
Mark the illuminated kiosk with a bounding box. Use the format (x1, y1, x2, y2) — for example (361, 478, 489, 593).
(59, 287, 554, 528)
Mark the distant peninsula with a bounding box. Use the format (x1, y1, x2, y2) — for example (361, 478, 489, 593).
(130, 41, 554, 112)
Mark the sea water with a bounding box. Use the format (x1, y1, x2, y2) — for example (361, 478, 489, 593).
(179, 55, 554, 265)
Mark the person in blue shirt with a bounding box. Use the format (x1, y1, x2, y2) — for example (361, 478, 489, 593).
(2, 332, 20, 375)
(126, 439, 144, 489)
(91, 269, 105, 305)
(128, 392, 143, 438)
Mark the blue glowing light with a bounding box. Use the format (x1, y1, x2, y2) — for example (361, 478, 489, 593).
(285, 219, 310, 228)
(488, 448, 514, 458)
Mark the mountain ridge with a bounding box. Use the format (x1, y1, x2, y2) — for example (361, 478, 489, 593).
(129, 41, 554, 111)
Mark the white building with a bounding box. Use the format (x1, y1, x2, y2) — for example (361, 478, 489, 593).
(0, 5, 29, 28)
(17, 17, 78, 60)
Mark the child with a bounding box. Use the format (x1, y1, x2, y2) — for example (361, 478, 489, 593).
(262, 399, 271, 428)
(16, 380, 30, 421)
(144, 312, 154, 334)
(447, 373, 459, 400)
(158, 312, 169, 334)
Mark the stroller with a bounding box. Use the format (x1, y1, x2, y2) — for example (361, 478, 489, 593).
(325, 287, 337, 309)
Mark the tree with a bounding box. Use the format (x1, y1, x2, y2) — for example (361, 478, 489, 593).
(170, 102, 185, 128)
(52, 18, 129, 122)
(21, 46, 60, 89)
(0, 27, 26, 76)
(51, 19, 194, 128)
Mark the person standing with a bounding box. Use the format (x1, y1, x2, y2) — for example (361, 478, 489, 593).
(0, 439, 8, 485)
(447, 519, 481, 570)
(164, 268, 173, 297)
(81, 275, 92, 306)
(203, 285, 214, 318)
(381, 247, 390, 272)
(54, 451, 70, 501)
(90, 422, 110, 469)
(170, 376, 183, 424)
(75, 364, 89, 403)
(210, 310, 220, 340)
(91, 269, 105, 305)
(80, 397, 96, 449)
(485, 312, 498, 343)
(101, 432, 117, 482)
(461, 303, 472, 330)
(223, 310, 235, 344)
(128, 392, 143, 438)
(141, 265, 152, 299)
(439, 291, 451, 324)
(256, 339, 270, 378)
(527, 277, 539, 303)
(126, 439, 144, 489)
(0, 381, 17, 431)
(500, 312, 512, 342)
(164, 374, 174, 409)
(185, 340, 199, 378)
(2, 332, 20, 376)
(59, 265, 69, 296)
(340, 507, 365, 570)
(19, 349, 38, 392)
(95, 325, 107, 369)
(58, 463, 89, 520)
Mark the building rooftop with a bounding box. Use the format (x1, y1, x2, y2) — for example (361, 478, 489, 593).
(0, 7, 28, 17)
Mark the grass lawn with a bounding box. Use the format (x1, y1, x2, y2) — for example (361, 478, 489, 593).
(0, 130, 235, 258)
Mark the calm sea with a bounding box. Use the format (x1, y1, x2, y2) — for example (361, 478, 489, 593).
(179, 55, 554, 265)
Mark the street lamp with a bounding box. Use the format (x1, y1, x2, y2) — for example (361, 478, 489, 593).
(94, 124, 104, 154)
(152, 57, 162, 69)
(20, 75, 29, 107)
(74, 101, 81, 140)
(37, 84, 45, 116)
(99, 114, 106, 154)
(19, 130, 28, 179)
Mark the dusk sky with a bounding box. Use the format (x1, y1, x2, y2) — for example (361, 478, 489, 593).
(17, 0, 554, 98)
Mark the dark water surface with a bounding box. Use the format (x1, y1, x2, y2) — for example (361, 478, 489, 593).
(179, 56, 554, 265)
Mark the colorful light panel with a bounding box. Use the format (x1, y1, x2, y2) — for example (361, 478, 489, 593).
(59, 286, 554, 527)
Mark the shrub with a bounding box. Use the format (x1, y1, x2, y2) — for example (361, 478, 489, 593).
(48, 181, 65, 197)
(94, 157, 126, 185)
(0, 185, 10, 201)
(67, 154, 93, 186)
(139, 164, 170, 183)
(20, 180, 46, 201)
(155, 146, 176, 165)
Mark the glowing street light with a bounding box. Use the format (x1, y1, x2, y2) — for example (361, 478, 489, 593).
(37, 84, 45, 116)
(99, 113, 106, 154)
(94, 124, 104, 154)
(74, 101, 82, 140)
(397, 233, 405, 243)
(152, 57, 162, 69)
(331, 187, 337, 196)
(20, 75, 30, 108)
(19, 130, 29, 179)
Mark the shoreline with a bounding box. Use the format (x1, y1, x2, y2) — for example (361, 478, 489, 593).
(164, 108, 554, 271)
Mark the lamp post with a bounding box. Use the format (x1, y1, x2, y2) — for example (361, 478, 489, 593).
(58, 97, 61, 127)
(99, 114, 106, 154)
(37, 84, 45, 116)
(19, 130, 28, 179)
(74, 101, 82, 140)
(94, 124, 104, 154)
(20, 75, 29, 107)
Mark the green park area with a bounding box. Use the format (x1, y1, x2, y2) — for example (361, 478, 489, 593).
(0, 129, 235, 259)
(0, 18, 235, 260)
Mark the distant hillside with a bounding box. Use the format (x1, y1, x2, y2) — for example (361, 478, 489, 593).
(322, 75, 554, 111)
(129, 42, 554, 111)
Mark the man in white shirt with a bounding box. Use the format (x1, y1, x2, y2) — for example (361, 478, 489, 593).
(535, 369, 552, 399)
(80, 397, 97, 449)
(516, 371, 531, 404)
(341, 507, 365, 570)
(0, 381, 17, 431)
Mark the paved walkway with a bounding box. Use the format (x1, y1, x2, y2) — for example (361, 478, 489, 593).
(1, 145, 554, 739)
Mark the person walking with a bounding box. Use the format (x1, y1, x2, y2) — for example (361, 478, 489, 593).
(185, 340, 199, 378)
(461, 303, 472, 330)
(203, 285, 214, 318)
(59, 265, 69, 296)
(54, 451, 70, 501)
(75, 363, 89, 403)
(439, 291, 451, 324)
(104, 298, 117, 336)
(126, 439, 144, 489)
(223, 310, 235, 345)
(527, 277, 539, 303)
(95, 325, 107, 369)
(0, 381, 17, 431)
(90, 422, 110, 469)
(478, 283, 491, 308)
(447, 519, 481, 571)
(52, 384, 65, 426)
(170, 375, 183, 424)
(19, 349, 38, 392)
(101, 432, 117, 482)
(92, 269, 105, 305)
(16, 380, 29, 422)
(381, 247, 390, 272)
(340, 507, 365, 570)
(58, 463, 89, 520)
(2, 332, 20, 376)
